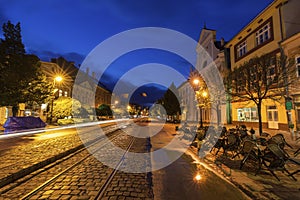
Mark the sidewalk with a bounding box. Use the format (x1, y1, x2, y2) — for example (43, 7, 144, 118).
(191, 126, 300, 200)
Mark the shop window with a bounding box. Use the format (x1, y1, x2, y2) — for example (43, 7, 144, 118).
(237, 107, 258, 122)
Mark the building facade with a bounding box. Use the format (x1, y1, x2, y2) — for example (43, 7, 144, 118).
(40, 61, 111, 121)
(281, 32, 300, 130)
(225, 0, 300, 130)
(179, 27, 228, 125)
(178, 80, 197, 122)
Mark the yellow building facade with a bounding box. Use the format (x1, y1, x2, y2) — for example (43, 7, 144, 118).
(225, 0, 300, 130)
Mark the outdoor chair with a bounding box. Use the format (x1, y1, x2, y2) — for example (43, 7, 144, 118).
(255, 132, 271, 146)
(237, 140, 261, 170)
(258, 143, 297, 181)
(267, 133, 293, 149)
(261, 132, 271, 138)
(220, 133, 241, 157)
(294, 147, 300, 157)
(232, 140, 256, 160)
(210, 137, 226, 155)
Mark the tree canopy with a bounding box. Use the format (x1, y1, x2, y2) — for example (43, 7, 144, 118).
(52, 97, 81, 119)
(225, 52, 295, 135)
(96, 104, 113, 117)
(158, 83, 181, 117)
(0, 21, 52, 112)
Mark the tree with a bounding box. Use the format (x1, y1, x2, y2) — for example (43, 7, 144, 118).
(23, 64, 53, 106)
(52, 97, 81, 120)
(159, 83, 181, 121)
(0, 21, 52, 115)
(96, 104, 112, 117)
(225, 52, 295, 135)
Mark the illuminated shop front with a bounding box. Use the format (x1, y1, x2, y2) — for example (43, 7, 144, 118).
(237, 107, 258, 122)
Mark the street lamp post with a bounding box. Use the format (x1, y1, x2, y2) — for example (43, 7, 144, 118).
(49, 76, 62, 124)
(192, 78, 208, 128)
(196, 90, 208, 128)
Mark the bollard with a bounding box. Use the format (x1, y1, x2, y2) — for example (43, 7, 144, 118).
(289, 124, 295, 140)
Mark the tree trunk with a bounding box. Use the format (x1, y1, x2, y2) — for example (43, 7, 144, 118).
(12, 105, 18, 117)
(257, 102, 262, 136)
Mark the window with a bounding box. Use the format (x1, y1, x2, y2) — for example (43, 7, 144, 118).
(237, 41, 247, 58)
(59, 89, 63, 97)
(256, 23, 271, 46)
(296, 56, 300, 77)
(64, 91, 68, 97)
(237, 107, 258, 122)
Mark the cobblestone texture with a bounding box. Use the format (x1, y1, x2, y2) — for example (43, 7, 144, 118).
(0, 124, 119, 188)
(102, 137, 153, 200)
(0, 122, 154, 199)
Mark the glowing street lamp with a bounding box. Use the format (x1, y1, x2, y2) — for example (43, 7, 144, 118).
(49, 75, 63, 124)
(193, 79, 200, 85)
(192, 78, 208, 128)
(55, 76, 63, 83)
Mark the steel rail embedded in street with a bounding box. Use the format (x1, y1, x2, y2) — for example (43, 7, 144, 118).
(19, 127, 126, 200)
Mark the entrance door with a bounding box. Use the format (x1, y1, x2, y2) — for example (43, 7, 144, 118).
(267, 106, 279, 129)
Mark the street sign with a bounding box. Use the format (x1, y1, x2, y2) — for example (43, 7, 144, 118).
(285, 101, 292, 110)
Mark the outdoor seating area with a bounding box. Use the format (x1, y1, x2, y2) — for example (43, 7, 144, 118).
(185, 124, 300, 181)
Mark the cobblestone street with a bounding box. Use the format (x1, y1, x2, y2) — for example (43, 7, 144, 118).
(0, 121, 300, 199)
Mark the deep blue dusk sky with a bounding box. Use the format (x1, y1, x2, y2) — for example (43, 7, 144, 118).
(0, 0, 274, 106)
(0, 0, 273, 64)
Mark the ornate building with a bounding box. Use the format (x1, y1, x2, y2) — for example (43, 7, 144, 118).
(178, 27, 228, 124)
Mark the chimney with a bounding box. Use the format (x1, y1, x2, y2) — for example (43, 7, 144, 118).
(86, 67, 90, 75)
(221, 37, 225, 47)
(92, 71, 96, 79)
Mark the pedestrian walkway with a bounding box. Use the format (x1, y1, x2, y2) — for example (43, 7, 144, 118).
(190, 125, 300, 200)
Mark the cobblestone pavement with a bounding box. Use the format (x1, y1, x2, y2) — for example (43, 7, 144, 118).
(100, 137, 153, 200)
(0, 124, 118, 188)
(1, 120, 299, 199)
(0, 122, 154, 199)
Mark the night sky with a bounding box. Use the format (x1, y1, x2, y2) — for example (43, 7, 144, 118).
(0, 0, 274, 106)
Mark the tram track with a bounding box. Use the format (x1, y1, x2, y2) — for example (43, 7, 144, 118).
(94, 137, 136, 200)
(19, 129, 130, 200)
(0, 119, 153, 199)
(0, 121, 131, 198)
(15, 126, 140, 200)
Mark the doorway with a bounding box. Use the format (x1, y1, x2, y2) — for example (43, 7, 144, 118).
(267, 106, 279, 129)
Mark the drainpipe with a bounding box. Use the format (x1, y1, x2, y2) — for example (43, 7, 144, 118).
(278, 3, 284, 41)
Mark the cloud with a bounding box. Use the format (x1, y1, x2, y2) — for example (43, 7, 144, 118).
(27, 49, 85, 66)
